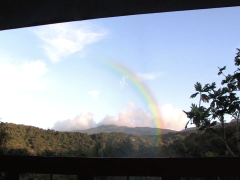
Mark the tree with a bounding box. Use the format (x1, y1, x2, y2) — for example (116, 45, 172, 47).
(217, 49, 240, 153)
(190, 82, 212, 107)
(0, 122, 11, 154)
(184, 48, 240, 157)
(75, 139, 117, 157)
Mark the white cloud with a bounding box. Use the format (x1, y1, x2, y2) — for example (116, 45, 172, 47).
(99, 107, 154, 128)
(157, 103, 188, 131)
(0, 60, 48, 90)
(87, 91, 100, 99)
(51, 103, 188, 132)
(98, 103, 188, 131)
(52, 111, 96, 131)
(34, 22, 108, 63)
(136, 72, 165, 81)
(120, 76, 127, 88)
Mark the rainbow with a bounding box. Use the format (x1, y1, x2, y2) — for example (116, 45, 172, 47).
(100, 60, 163, 146)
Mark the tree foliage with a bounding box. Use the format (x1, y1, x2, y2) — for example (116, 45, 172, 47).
(184, 48, 240, 156)
(0, 122, 156, 157)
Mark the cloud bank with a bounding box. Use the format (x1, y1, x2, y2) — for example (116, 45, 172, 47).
(159, 104, 188, 131)
(99, 105, 153, 128)
(53, 111, 96, 131)
(34, 22, 108, 63)
(53, 102, 188, 132)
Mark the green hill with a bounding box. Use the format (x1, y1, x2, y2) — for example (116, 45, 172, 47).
(0, 122, 158, 157)
(0, 121, 238, 158)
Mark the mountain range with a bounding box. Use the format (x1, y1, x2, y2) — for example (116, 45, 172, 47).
(70, 120, 237, 136)
(71, 125, 178, 136)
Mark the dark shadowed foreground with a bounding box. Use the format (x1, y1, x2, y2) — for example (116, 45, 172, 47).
(0, 155, 240, 180)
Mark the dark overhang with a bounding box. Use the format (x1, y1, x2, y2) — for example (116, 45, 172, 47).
(0, 0, 240, 31)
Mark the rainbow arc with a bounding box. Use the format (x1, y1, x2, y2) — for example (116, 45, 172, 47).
(101, 60, 163, 146)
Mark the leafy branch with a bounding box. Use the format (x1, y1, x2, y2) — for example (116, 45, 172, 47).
(183, 48, 240, 157)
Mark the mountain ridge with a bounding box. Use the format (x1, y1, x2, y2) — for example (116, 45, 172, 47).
(70, 125, 177, 136)
(69, 121, 235, 136)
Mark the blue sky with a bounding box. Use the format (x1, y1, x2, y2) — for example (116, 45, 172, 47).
(0, 6, 239, 131)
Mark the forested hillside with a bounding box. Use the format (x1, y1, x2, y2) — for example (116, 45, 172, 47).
(0, 121, 239, 157)
(0, 122, 157, 157)
(161, 122, 239, 157)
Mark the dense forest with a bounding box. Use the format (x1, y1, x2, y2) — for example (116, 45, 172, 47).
(0, 122, 157, 157)
(0, 121, 238, 158)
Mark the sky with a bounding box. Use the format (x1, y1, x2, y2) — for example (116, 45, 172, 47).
(0, 6, 239, 131)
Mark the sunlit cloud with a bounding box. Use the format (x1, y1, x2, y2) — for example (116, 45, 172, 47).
(0, 60, 48, 90)
(157, 103, 188, 131)
(87, 91, 100, 99)
(99, 103, 187, 131)
(136, 72, 165, 81)
(34, 22, 108, 63)
(99, 108, 153, 128)
(52, 111, 96, 131)
(51, 103, 188, 131)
